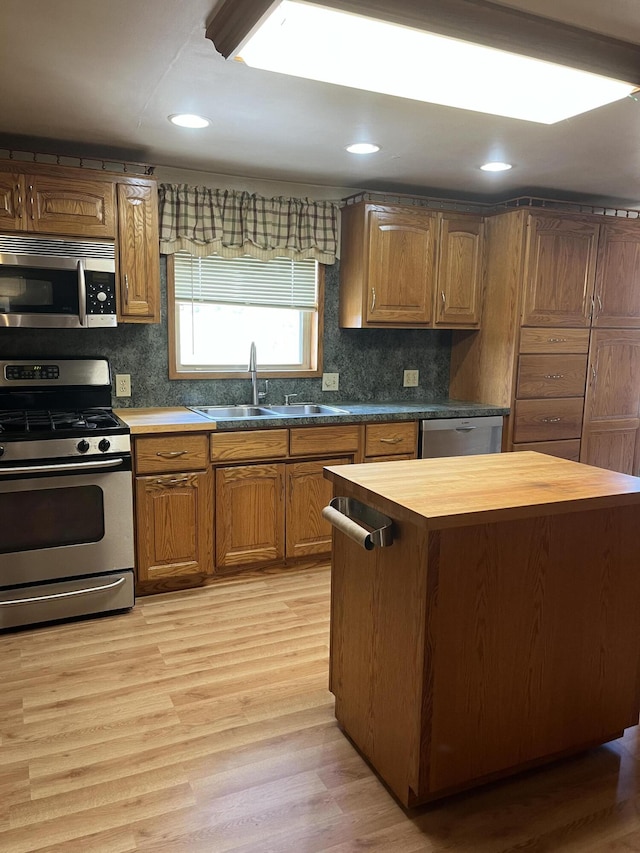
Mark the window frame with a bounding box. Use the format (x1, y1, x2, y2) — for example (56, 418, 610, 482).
(167, 254, 324, 380)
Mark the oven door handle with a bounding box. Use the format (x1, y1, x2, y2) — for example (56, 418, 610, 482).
(0, 457, 126, 476)
(0, 576, 126, 607)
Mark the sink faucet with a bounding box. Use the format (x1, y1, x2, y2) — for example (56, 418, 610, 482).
(249, 341, 259, 405)
(248, 342, 268, 405)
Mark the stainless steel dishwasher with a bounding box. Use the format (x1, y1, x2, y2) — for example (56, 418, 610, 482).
(420, 416, 503, 458)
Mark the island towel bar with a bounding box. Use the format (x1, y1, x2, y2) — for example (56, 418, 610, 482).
(322, 497, 394, 550)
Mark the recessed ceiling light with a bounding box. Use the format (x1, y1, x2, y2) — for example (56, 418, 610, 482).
(168, 114, 210, 128)
(480, 161, 513, 172)
(346, 143, 381, 154)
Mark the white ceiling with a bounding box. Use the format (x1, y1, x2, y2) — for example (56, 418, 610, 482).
(2, 0, 640, 203)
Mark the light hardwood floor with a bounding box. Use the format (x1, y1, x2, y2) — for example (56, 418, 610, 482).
(2, 563, 640, 852)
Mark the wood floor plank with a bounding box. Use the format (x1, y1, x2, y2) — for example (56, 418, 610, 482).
(3, 562, 640, 851)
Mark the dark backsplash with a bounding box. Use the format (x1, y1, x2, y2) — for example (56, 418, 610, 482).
(0, 259, 452, 407)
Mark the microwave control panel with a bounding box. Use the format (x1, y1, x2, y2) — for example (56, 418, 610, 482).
(85, 272, 117, 327)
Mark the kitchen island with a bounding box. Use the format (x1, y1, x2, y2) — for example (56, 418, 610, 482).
(323, 452, 640, 806)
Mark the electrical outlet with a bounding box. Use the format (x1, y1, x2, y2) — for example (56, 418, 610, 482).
(322, 372, 339, 391)
(403, 369, 419, 388)
(115, 374, 131, 397)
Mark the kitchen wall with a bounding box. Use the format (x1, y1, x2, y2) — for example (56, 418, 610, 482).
(1, 259, 453, 407)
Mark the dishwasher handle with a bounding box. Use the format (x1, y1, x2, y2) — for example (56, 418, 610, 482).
(322, 496, 394, 550)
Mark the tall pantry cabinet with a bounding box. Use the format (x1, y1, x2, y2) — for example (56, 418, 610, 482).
(449, 208, 640, 475)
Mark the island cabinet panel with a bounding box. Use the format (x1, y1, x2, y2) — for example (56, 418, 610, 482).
(135, 470, 213, 584)
(521, 215, 599, 328)
(325, 454, 640, 806)
(215, 463, 285, 569)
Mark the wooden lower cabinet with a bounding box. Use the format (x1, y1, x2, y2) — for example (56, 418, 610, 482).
(216, 456, 355, 569)
(286, 457, 351, 560)
(215, 463, 285, 569)
(135, 469, 213, 586)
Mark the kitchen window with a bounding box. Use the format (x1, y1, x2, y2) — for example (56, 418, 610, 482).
(168, 252, 323, 379)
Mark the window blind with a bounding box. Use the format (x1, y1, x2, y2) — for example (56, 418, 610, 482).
(173, 252, 318, 310)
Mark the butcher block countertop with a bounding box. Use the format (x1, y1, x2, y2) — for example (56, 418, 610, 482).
(114, 407, 216, 434)
(324, 451, 640, 530)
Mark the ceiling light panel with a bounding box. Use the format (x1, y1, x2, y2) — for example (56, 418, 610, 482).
(238, 1, 635, 124)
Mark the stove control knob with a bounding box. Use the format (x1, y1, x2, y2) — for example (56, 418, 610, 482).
(98, 438, 111, 453)
(77, 439, 90, 454)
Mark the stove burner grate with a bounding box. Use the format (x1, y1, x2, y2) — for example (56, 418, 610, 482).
(0, 409, 120, 434)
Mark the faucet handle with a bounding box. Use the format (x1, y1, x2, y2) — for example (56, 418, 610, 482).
(284, 393, 297, 406)
(258, 379, 269, 403)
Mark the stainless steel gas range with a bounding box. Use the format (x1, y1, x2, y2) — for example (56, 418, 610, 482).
(0, 358, 134, 630)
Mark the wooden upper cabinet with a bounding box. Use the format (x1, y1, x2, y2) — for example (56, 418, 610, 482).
(117, 180, 160, 323)
(366, 205, 437, 325)
(522, 215, 599, 327)
(29, 175, 116, 237)
(0, 173, 25, 230)
(435, 214, 484, 326)
(0, 171, 115, 237)
(340, 202, 438, 327)
(592, 221, 640, 328)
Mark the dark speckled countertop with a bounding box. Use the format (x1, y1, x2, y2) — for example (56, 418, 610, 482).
(117, 399, 509, 434)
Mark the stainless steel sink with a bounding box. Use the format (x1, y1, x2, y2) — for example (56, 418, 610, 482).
(263, 404, 349, 415)
(188, 403, 349, 420)
(188, 405, 284, 419)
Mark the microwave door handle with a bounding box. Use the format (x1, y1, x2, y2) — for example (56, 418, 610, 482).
(77, 258, 87, 326)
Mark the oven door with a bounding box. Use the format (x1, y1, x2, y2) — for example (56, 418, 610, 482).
(0, 457, 134, 588)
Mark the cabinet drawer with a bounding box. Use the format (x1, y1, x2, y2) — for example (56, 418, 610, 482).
(516, 354, 588, 398)
(210, 429, 288, 462)
(512, 439, 581, 461)
(365, 453, 416, 463)
(519, 328, 590, 354)
(289, 424, 360, 457)
(512, 399, 584, 443)
(134, 434, 208, 474)
(364, 421, 417, 457)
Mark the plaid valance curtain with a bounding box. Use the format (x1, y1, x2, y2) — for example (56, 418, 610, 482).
(158, 184, 338, 263)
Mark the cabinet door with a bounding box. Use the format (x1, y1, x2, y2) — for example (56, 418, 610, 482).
(0, 173, 26, 230)
(581, 329, 640, 473)
(366, 206, 437, 325)
(28, 175, 116, 237)
(117, 180, 160, 323)
(135, 470, 213, 583)
(522, 215, 599, 327)
(286, 457, 351, 560)
(435, 215, 484, 326)
(592, 221, 640, 328)
(215, 463, 285, 569)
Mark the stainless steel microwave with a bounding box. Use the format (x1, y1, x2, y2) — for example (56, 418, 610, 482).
(0, 234, 117, 328)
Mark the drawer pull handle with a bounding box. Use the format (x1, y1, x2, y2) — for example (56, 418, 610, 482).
(441, 291, 446, 305)
(547, 337, 568, 343)
(544, 374, 564, 379)
(156, 450, 188, 458)
(380, 436, 403, 444)
(542, 417, 562, 423)
(154, 476, 190, 486)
